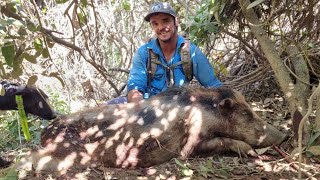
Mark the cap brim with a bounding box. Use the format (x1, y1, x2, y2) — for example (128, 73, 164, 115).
(144, 12, 176, 22)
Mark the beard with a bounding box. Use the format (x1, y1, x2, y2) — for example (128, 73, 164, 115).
(157, 27, 177, 43)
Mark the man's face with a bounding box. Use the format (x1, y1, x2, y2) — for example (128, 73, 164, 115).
(149, 13, 177, 43)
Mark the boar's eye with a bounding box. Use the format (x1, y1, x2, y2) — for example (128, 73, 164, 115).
(241, 110, 253, 119)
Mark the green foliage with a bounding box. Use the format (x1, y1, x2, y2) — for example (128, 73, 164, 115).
(46, 86, 71, 114)
(174, 158, 194, 177)
(1, 42, 15, 67)
(122, 1, 131, 11)
(306, 130, 320, 157)
(247, 0, 265, 9)
(0, 88, 70, 151)
(0, 166, 18, 180)
(56, 0, 69, 4)
(182, 0, 228, 46)
(0, 1, 57, 81)
(81, 0, 88, 7)
(16, 95, 31, 142)
(197, 159, 214, 178)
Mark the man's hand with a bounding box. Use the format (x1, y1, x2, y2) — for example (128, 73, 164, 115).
(127, 89, 143, 103)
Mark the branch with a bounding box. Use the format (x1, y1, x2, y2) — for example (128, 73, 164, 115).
(238, 0, 293, 95)
(176, 0, 196, 16)
(298, 83, 320, 179)
(221, 29, 267, 62)
(273, 145, 316, 180)
(41, 28, 121, 95)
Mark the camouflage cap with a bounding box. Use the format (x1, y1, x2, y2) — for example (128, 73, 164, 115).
(144, 2, 177, 22)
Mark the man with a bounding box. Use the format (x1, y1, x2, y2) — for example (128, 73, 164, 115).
(107, 2, 222, 104)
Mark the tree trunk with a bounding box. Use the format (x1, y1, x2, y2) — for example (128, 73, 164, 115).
(316, 88, 320, 131)
(238, 0, 311, 146)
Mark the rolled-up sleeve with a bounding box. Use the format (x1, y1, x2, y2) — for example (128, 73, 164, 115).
(191, 46, 222, 87)
(127, 49, 148, 94)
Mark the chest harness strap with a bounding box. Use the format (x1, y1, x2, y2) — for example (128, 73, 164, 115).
(147, 39, 193, 96)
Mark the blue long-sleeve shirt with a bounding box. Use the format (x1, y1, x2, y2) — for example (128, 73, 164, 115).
(127, 35, 222, 97)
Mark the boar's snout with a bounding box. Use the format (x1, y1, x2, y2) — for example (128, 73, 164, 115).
(256, 123, 287, 148)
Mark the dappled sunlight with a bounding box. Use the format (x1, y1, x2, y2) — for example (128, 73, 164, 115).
(160, 118, 170, 130)
(154, 108, 164, 117)
(105, 128, 124, 149)
(151, 99, 161, 106)
(19, 86, 288, 176)
(168, 107, 179, 121)
(63, 142, 70, 148)
(137, 117, 145, 125)
(190, 95, 196, 102)
(127, 115, 139, 124)
(84, 142, 99, 155)
(257, 134, 268, 145)
(150, 127, 162, 137)
(94, 130, 104, 138)
(80, 152, 91, 165)
(183, 105, 192, 111)
(115, 137, 135, 166)
(53, 132, 66, 143)
(37, 155, 52, 171)
(97, 112, 105, 120)
(180, 107, 203, 157)
(80, 125, 99, 139)
(57, 152, 77, 172)
(107, 118, 127, 130)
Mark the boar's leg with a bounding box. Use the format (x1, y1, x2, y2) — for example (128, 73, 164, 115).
(195, 137, 258, 157)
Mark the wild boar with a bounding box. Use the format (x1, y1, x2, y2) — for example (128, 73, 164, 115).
(18, 86, 286, 174)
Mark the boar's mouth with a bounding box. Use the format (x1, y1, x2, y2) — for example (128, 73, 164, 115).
(212, 127, 287, 149)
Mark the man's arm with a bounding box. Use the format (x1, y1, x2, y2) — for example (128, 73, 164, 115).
(127, 48, 148, 102)
(127, 89, 143, 103)
(191, 45, 222, 87)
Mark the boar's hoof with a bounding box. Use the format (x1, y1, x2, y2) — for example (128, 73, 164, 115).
(229, 140, 258, 158)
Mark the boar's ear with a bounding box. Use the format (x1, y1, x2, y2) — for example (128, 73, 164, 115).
(218, 98, 234, 110)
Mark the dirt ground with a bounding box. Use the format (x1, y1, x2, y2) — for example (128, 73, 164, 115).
(12, 150, 320, 179)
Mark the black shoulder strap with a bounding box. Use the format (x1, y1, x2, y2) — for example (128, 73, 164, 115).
(147, 49, 161, 90)
(180, 39, 193, 81)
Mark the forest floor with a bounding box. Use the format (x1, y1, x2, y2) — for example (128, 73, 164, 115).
(1, 88, 320, 180)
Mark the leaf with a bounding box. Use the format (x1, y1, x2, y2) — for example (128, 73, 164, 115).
(49, 72, 65, 87)
(26, 22, 39, 32)
(122, 2, 131, 11)
(308, 131, 320, 146)
(174, 158, 188, 169)
(255, 147, 271, 155)
(42, 48, 49, 58)
(1, 167, 17, 180)
(217, 169, 230, 179)
(0, 85, 5, 96)
(77, 11, 87, 25)
(56, 0, 69, 4)
(22, 53, 37, 64)
(27, 75, 38, 86)
(81, 0, 88, 7)
(1, 42, 15, 67)
(33, 39, 43, 52)
(307, 146, 320, 156)
(181, 168, 193, 177)
(11, 64, 23, 78)
(15, 95, 31, 142)
(247, 0, 265, 9)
